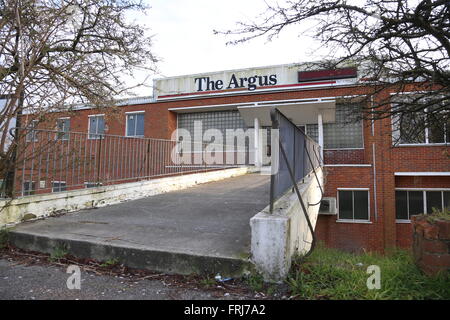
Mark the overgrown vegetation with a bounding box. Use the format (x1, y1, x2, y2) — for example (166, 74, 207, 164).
(287, 245, 450, 300)
(425, 208, 450, 223)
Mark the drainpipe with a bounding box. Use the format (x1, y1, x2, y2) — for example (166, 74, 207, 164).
(254, 117, 261, 168)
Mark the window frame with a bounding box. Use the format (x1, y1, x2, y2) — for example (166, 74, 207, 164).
(56, 117, 71, 141)
(125, 111, 145, 137)
(51, 181, 67, 193)
(88, 114, 105, 139)
(336, 188, 371, 223)
(22, 181, 36, 196)
(25, 120, 39, 142)
(84, 182, 103, 188)
(391, 93, 449, 146)
(395, 188, 450, 222)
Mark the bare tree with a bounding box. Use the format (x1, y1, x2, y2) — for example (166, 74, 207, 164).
(0, 0, 157, 196)
(217, 0, 449, 144)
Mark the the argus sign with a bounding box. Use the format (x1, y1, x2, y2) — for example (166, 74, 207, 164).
(194, 74, 277, 92)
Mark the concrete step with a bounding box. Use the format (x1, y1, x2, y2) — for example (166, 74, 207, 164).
(8, 230, 252, 277)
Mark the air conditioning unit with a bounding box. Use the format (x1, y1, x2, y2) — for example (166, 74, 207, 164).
(319, 197, 337, 215)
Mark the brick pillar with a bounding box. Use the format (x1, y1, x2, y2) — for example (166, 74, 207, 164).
(412, 215, 450, 275)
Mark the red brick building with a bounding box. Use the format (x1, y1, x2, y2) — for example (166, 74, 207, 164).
(19, 63, 450, 252)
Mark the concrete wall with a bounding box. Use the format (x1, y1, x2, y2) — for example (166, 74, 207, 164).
(0, 167, 250, 227)
(250, 167, 323, 281)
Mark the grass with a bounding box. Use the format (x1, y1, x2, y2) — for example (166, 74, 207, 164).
(49, 245, 68, 262)
(199, 276, 216, 288)
(245, 271, 265, 292)
(287, 245, 450, 300)
(100, 258, 120, 268)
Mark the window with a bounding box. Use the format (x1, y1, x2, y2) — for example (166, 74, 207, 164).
(56, 118, 70, 140)
(396, 190, 450, 221)
(393, 96, 449, 145)
(52, 181, 67, 192)
(84, 182, 102, 188)
(22, 181, 36, 196)
(304, 103, 364, 149)
(88, 115, 105, 139)
(338, 189, 370, 221)
(323, 103, 363, 149)
(26, 120, 39, 142)
(178, 110, 247, 140)
(126, 112, 145, 137)
(298, 124, 319, 142)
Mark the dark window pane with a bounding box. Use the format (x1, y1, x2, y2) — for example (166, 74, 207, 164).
(97, 117, 105, 134)
(399, 113, 425, 144)
(444, 192, 450, 210)
(426, 191, 442, 214)
(127, 115, 135, 136)
(396, 191, 408, 220)
(409, 191, 424, 217)
(446, 117, 450, 143)
(57, 118, 70, 140)
(23, 181, 35, 196)
(338, 190, 353, 219)
(428, 124, 445, 143)
(52, 182, 66, 192)
(353, 191, 369, 220)
(136, 114, 145, 136)
(89, 117, 96, 133)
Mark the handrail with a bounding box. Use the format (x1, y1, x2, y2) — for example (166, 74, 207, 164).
(304, 144, 324, 207)
(270, 107, 325, 259)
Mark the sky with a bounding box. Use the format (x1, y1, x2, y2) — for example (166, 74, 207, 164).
(129, 0, 324, 96)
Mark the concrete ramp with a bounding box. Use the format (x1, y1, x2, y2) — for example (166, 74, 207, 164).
(9, 173, 270, 277)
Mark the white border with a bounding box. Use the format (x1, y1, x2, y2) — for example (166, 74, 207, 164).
(395, 172, 450, 176)
(125, 111, 145, 137)
(87, 114, 105, 139)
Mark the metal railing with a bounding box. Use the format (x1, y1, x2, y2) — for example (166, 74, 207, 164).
(9, 128, 249, 197)
(269, 108, 324, 258)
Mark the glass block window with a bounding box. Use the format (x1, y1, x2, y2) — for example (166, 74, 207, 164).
(323, 103, 363, 149)
(306, 124, 318, 142)
(177, 110, 247, 144)
(126, 112, 145, 137)
(88, 115, 105, 139)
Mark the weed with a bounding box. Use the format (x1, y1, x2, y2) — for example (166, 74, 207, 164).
(199, 276, 216, 288)
(49, 245, 68, 262)
(100, 258, 120, 267)
(245, 271, 265, 292)
(426, 207, 450, 222)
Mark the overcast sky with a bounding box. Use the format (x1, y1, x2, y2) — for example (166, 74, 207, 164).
(129, 0, 324, 96)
